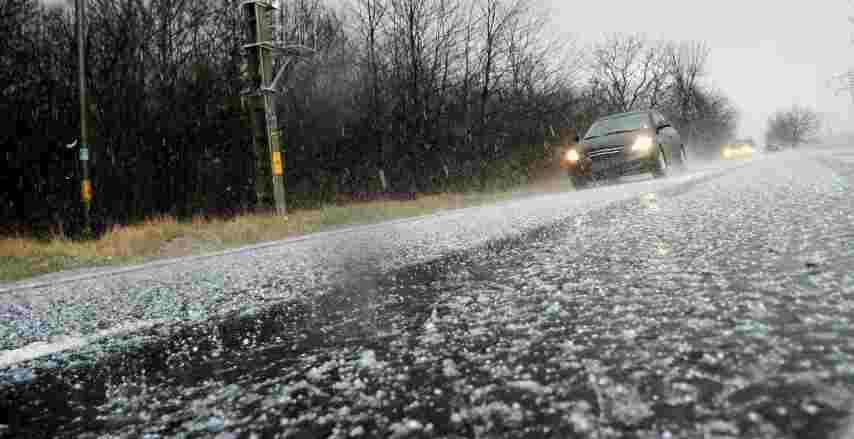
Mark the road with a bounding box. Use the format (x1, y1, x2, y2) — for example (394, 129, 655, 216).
(3, 146, 854, 438)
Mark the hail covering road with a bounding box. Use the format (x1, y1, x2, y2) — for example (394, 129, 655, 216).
(2, 146, 854, 439)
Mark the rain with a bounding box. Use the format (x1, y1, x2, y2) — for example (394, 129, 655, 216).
(3, 0, 854, 438)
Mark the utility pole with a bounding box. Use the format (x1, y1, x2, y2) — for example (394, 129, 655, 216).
(241, 0, 279, 214)
(76, 0, 92, 233)
(847, 71, 854, 104)
(240, 0, 314, 216)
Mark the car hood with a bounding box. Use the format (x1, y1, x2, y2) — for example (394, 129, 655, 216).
(580, 130, 650, 150)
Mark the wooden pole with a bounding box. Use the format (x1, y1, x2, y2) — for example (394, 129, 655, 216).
(76, 0, 92, 233)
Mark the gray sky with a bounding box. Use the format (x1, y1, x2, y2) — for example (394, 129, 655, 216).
(545, 0, 854, 142)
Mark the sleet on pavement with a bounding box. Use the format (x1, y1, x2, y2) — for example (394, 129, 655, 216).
(3, 149, 854, 438)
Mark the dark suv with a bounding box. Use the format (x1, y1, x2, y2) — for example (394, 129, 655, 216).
(561, 110, 686, 188)
(766, 143, 783, 152)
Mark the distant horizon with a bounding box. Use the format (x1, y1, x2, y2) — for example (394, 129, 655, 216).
(543, 0, 853, 143)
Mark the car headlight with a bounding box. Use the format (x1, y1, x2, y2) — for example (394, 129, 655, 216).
(723, 149, 732, 158)
(631, 135, 654, 153)
(565, 149, 580, 163)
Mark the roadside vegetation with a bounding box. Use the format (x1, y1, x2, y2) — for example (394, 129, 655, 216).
(2, 0, 739, 280)
(2, 0, 738, 235)
(0, 178, 578, 282)
(764, 104, 822, 147)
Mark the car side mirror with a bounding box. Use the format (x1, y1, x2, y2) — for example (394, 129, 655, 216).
(657, 123, 671, 131)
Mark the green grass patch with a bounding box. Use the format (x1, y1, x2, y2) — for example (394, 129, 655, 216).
(0, 182, 570, 283)
(0, 254, 134, 283)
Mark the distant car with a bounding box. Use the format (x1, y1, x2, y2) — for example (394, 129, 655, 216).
(765, 143, 783, 152)
(561, 110, 686, 189)
(721, 140, 754, 159)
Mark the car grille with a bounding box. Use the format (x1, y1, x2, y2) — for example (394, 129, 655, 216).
(588, 145, 624, 159)
(586, 145, 625, 173)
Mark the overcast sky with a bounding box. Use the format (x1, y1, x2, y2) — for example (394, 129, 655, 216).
(544, 0, 854, 141)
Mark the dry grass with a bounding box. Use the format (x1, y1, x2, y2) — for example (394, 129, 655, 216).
(0, 190, 532, 282)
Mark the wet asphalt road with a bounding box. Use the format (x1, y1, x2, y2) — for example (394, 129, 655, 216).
(4, 147, 854, 439)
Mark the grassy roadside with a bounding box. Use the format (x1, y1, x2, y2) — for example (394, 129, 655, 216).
(0, 179, 574, 283)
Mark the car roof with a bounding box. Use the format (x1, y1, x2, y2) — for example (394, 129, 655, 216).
(599, 110, 651, 120)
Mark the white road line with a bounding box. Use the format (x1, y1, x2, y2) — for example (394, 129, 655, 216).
(0, 320, 168, 369)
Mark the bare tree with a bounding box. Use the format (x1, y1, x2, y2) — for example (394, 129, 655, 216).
(500, 5, 579, 140)
(422, 0, 462, 178)
(0, 0, 35, 98)
(458, 0, 477, 154)
(475, 0, 524, 160)
(353, 0, 387, 170)
(588, 34, 667, 113)
(766, 104, 822, 147)
(664, 40, 709, 139)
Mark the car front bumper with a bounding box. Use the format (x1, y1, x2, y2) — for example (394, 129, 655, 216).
(722, 150, 753, 160)
(565, 150, 656, 178)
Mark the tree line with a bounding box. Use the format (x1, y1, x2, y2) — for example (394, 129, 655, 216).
(764, 103, 822, 147)
(1, 0, 739, 237)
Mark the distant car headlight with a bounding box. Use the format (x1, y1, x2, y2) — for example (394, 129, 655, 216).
(723, 149, 732, 158)
(565, 149, 580, 163)
(631, 135, 654, 153)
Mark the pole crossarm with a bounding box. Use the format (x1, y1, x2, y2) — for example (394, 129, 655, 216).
(239, 0, 275, 9)
(271, 43, 316, 57)
(263, 44, 316, 93)
(242, 42, 276, 50)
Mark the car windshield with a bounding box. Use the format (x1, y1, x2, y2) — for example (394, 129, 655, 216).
(584, 113, 651, 139)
